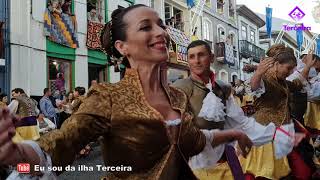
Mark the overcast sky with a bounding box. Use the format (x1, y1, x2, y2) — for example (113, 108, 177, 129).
(237, 0, 320, 33)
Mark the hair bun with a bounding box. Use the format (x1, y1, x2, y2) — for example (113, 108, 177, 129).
(266, 44, 286, 57)
(100, 21, 113, 57)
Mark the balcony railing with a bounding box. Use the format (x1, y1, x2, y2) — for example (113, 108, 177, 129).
(239, 40, 265, 62)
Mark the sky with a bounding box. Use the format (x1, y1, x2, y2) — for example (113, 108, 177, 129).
(237, 0, 320, 34)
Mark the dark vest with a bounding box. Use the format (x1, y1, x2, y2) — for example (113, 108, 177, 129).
(13, 94, 38, 117)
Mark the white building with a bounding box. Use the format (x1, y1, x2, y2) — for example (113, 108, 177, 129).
(9, 0, 149, 98)
(258, 14, 316, 58)
(202, 0, 240, 83)
(237, 5, 265, 81)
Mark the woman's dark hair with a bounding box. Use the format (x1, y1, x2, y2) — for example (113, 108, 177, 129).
(187, 40, 212, 55)
(266, 44, 297, 66)
(12, 88, 25, 94)
(101, 4, 147, 68)
(66, 91, 74, 103)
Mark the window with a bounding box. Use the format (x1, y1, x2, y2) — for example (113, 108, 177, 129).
(217, 0, 224, 14)
(241, 23, 247, 40)
(48, 58, 72, 93)
(217, 25, 225, 42)
(203, 20, 211, 41)
(228, 0, 235, 19)
(0, 22, 3, 59)
(165, 3, 184, 31)
(173, 7, 183, 31)
(88, 63, 107, 87)
(205, 0, 211, 7)
(87, 0, 105, 23)
(227, 32, 235, 46)
(250, 29, 255, 44)
(47, 0, 73, 15)
(219, 70, 228, 83)
(165, 3, 171, 23)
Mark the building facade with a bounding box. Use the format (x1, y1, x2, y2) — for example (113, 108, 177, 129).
(237, 5, 265, 81)
(202, 0, 240, 83)
(0, 0, 10, 95)
(258, 15, 316, 59)
(9, 0, 149, 97)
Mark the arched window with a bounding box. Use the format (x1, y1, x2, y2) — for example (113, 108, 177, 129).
(219, 69, 228, 83)
(227, 31, 236, 46)
(217, 25, 226, 43)
(203, 20, 210, 41)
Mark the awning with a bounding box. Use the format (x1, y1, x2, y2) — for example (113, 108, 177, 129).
(166, 26, 190, 64)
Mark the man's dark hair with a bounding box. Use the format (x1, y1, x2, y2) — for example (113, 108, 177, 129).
(43, 88, 50, 95)
(187, 40, 212, 55)
(75, 87, 86, 96)
(12, 88, 25, 94)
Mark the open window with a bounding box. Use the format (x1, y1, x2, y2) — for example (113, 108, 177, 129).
(47, 0, 73, 15)
(217, 25, 226, 43)
(217, 0, 224, 14)
(228, 0, 235, 19)
(165, 3, 184, 32)
(87, 0, 104, 23)
(48, 58, 72, 93)
(45, 0, 78, 48)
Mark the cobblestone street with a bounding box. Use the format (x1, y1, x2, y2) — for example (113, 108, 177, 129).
(59, 144, 106, 180)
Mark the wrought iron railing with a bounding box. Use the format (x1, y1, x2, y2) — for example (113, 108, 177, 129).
(239, 40, 265, 62)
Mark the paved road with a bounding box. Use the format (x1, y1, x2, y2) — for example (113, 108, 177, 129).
(59, 144, 106, 180)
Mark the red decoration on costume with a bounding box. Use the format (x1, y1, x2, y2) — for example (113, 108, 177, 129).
(209, 71, 216, 88)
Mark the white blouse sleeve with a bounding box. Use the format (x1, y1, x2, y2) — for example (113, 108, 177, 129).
(307, 78, 320, 101)
(273, 123, 295, 159)
(189, 129, 225, 170)
(8, 100, 19, 114)
(244, 79, 266, 98)
(224, 96, 275, 146)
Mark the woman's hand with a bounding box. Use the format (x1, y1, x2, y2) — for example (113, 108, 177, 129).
(211, 129, 253, 158)
(304, 51, 316, 69)
(250, 57, 274, 91)
(0, 109, 20, 165)
(234, 131, 253, 158)
(255, 57, 275, 76)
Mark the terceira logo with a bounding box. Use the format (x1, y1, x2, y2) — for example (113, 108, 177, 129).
(288, 6, 305, 21)
(284, 6, 311, 31)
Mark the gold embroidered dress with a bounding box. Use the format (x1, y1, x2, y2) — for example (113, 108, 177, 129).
(241, 71, 303, 179)
(36, 69, 207, 179)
